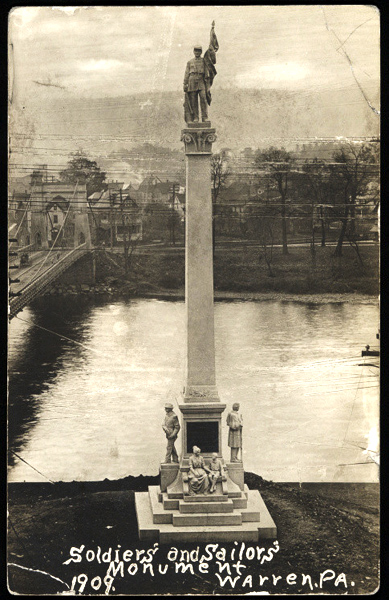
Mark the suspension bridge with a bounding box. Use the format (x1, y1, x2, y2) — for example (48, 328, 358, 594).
(8, 243, 91, 320)
(9, 177, 93, 320)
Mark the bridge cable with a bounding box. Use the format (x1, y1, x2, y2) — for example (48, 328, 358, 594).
(14, 314, 111, 359)
(8, 449, 56, 484)
(342, 356, 368, 449)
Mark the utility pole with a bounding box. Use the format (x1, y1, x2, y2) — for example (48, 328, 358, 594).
(9, 238, 21, 300)
(119, 188, 129, 275)
(110, 191, 114, 250)
(310, 196, 316, 263)
(319, 204, 326, 247)
(169, 183, 177, 246)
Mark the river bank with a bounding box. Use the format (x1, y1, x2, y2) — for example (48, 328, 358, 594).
(40, 285, 379, 307)
(8, 474, 379, 595)
(42, 243, 379, 301)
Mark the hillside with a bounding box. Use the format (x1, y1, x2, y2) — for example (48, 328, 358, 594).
(13, 85, 380, 166)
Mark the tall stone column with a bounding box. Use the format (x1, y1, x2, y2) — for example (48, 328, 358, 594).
(183, 125, 217, 399)
(179, 124, 226, 459)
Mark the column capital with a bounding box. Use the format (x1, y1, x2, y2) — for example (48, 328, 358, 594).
(181, 127, 217, 155)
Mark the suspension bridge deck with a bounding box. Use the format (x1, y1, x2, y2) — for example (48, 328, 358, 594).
(9, 244, 89, 320)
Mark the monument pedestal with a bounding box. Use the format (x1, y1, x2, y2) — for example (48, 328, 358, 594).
(135, 481, 277, 543)
(135, 121, 277, 542)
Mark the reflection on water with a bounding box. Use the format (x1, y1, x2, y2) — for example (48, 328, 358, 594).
(8, 296, 379, 483)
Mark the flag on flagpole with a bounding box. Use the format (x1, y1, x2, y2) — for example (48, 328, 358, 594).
(204, 21, 219, 105)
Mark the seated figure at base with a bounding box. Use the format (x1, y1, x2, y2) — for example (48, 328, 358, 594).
(188, 446, 211, 495)
(208, 453, 223, 493)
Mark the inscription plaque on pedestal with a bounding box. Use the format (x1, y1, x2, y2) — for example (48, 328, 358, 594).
(186, 421, 218, 454)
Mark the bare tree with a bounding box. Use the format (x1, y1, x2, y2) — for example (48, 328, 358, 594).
(255, 147, 293, 255)
(247, 204, 276, 277)
(211, 153, 231, 255)
(301, 160, 332, 248)
(330, 142, 378, 257)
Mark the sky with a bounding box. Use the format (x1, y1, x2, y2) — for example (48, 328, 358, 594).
(9, 5, 380, 102)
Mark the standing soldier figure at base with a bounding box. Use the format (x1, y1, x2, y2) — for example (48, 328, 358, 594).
(226, 403, 243, 462)
(162, 403, 180, 463)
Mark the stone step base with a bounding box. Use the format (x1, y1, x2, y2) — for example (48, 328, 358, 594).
(149, 486, 175, 524)
(232, 496, 248, 509)
(178, 499, 234, 514)
(159, 524, 260, 544)
(135, 489, 277, 543)
(167, 490, 184, 499)
(183, 493, 228, 503)
(163, 493, 248, 511)
(162, 495, 179, 510)
(173, 512, 242, 526)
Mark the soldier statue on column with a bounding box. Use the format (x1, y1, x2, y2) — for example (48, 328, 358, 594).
(183, 21, 219, 124)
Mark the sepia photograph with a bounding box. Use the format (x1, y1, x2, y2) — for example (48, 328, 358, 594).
(8, 5, 379, 595)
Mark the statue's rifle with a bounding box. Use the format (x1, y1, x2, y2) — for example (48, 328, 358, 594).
(184, 91, 195, 123)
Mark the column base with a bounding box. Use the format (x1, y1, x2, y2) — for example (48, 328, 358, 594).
(183, 385, 220, 402)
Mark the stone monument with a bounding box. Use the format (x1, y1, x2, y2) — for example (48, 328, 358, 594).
(135, 23, 277, 543)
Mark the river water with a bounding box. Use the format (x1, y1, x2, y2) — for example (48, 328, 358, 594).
(8, 296, 379, 483)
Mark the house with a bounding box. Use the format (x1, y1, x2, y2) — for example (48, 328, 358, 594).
(136, 175, 183, 205)
(136, 175, 162, 204)
(87, 183, 142, 245)
(172, 191, 185, 220)
(45, 197, 70, 246)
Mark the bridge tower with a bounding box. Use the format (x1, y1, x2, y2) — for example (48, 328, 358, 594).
(74, 213, 92, 249)
(30, 171, 48, 249)
(73, 180, 92, 249)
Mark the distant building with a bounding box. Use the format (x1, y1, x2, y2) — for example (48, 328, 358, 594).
(136, 175, 162, 204)
(241, 147, 254, 159)
(87, 182, 142, 246)
(45, 197, 71, 246)
(136, 175, 183, 205)
(215, 181, 254, 236)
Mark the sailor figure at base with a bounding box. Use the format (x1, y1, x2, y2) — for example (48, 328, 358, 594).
(208, 452, 223, 493)
(162, 403, 180, 463)
(227, 402, 243, 462)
